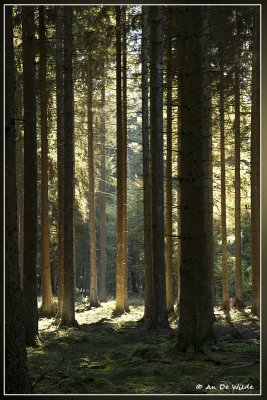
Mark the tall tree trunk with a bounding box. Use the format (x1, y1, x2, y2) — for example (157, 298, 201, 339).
(22, 5, 39, 346)
(39, 6, 53, 315)
(142, 6, 154, 322)
(55, 6, 64, 319)
(234, 11, 243, 308)
(178, 7, 214, 351)
(5, 6, 31, 393)
(165, 8, 174, 314)
(114, 6, 128, 315)
(99, 84, 107, 301)
(150, 6, 169, 328)
(251, 7, 260, 316)
(87, 55, 99, 307)
(219, 47, 230, 311)
(59, 6, 77, 327)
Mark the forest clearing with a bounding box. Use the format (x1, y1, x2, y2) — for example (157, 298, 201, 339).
(28, 296, 260, 395)
(5, 4, 261, 395)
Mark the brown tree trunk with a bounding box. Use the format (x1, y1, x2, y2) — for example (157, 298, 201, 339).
(59, 6, 77, 328)
(219, 48, 230, 311)
(22, 5, 39, 346)
(251, 7, 260, 316)
(39, 6, 53, 316)
(87, 55, 99, 307)
(165, 8, 174, 315)
(55, 6, 64, 319)
(142, 6, 154, 322)
(5, 6, 31, 393)
(99, 84, 107, 301)
(150, 6, 169, 328)
(234, 11, 243, 308)
(178, 7, 214, 351)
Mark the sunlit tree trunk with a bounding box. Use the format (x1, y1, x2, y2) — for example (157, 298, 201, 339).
(234, 11, 243, 308)
(219, 47, 230, 311)
(5, 6, 31, 393)
(251, 7, 260, 316)
(150, 6, 169, 328)
(87, 54, 99, 307)
(55, 6, 64, 319)
(39, 6, 53, 315)
(22, 5, 39, 346)
(59, 6, 77, 327)
(178, 7, 214, 351)
(99, 84, 107, 301)
(142, 6, 154, 322)
(165, 8, 174, 315)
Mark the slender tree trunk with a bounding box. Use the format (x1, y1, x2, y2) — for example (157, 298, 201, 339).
(22, 5, 39, 346)
(150, 6, 169, 328)
(59, 6, 77, 327)
(234, 11, 243, 308)
(251, 7, 260, 316)
(55, 6, 64, 319)
(39, 6, 53, 315)
(219, 49, 230, 311)
(5, 6, 31, 393)
(142, 6, 154, 322)
(87, 55, 99, 307)
(114, 6, 128, 315)
(165, 8, 174, 314)
(99, 84, 107, 301)
(178, 7, 214, 351)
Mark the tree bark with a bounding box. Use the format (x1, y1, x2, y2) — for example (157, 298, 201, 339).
(5, 6, 31, 393)
(165, 8, 174, 314)
(59, 6, 77, 327)
(251, 7, 260, 316)
(39, 6, 53, 315)
(178, 7, 214, 351)
(87, 55, 99, 307)
(55, 6, 64, 319)
(150, 6, 169, 328)
(99, 84, 107, 301)
(22, 5, 39, 346)
(141, 6, 154, 322)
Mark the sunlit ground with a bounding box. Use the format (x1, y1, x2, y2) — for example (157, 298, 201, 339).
(29, 297, 260, 395)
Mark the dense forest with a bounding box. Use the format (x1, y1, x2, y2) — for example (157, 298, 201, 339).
(5, 4, 260, 395)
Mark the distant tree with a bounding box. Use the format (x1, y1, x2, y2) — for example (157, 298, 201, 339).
(178, 7, 214, 350)
(87, 54, 99, 307)
(5, 6, 31, 393)
(39, 6, 53, 315)
(59, 6, 77, 327)
(149, 6, 169, 328)
(251, 6, 260, 316)
(22, 5, 39, 346)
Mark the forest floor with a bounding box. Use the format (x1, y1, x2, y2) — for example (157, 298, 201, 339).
(28, 296, 260, 395)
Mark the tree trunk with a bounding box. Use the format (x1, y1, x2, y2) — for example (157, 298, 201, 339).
(219, 47, 230, 311)
(150, 6, 169, 328)
(5, 6, 31, 393)
(22, 5, 39, 346)
(55, 6, 64, 319)
(39, 6, 53, 316)
(178, 7, 214, 351)
(99, 84, 107, 301)
(234, 11, 243, 308)
(114, 6, 128, 316)
(87, 55, 99, 307)
(251, 7, 260, 316)
(165, 8, 174, 315)
(59, 6, 77, 327)
(141, 6, 154, 322)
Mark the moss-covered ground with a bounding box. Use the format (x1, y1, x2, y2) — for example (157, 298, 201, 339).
(28, 297, 260, 394)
